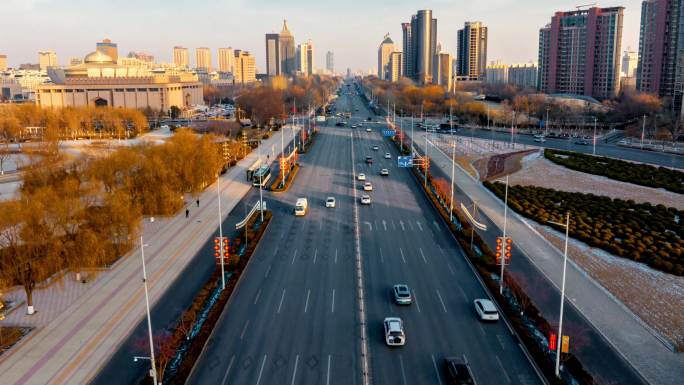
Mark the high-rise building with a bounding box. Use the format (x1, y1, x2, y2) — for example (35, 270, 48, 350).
(0, 54, 7, 71)
(621, 50, 638, 77)
(537, 7, 624, 99)
(508, 63, 538, 89)
(279, 20, 296, 75)
(637, 0, 684, 113)
(128, 51, 154, 63)
(378, 34, 395, 80)
(195, 47, 212, 71)
(297, 40, 314, 76)
(96, 39, 118, 63)
(388, 51, 404, 82)
(457, 22, 488, 81)
(234, 50, 256, 85)
(486, 61, 508, 84)
(401, 10, 437, 84)
(401, 22, 413, 78)
(174, 47, 189, 68)
(218, 47, 235, 73)
(326, 51, 335, 74)
(265, 33, 281, 76)
(436, 52, 453, 91)
(38, 51, 57, 70)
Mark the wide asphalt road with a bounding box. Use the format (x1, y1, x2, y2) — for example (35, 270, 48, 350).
(188, 83, 543, 385)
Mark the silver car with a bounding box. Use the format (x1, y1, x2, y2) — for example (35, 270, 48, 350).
(393, 284, 412, 305)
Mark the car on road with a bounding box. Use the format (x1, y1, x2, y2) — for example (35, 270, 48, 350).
(294, 198, 308, 216)
(365, 156, 373, 164)
(357, 173, 366, 181)
(335, 122, 345, 127)
(351, 124, 358, 128)
(367, 117, 372, 121)
(380, 168, 389, 176)
(384, 317, 405, 346)
(534, 136, 546, 143)
(363, 182, 373, 191)
(372, 145, 379, 151)
(393, 284, 412, 305)
(360, 194, 372, 205)
(384, 152, 391, 159)
(575, 138, 590, 145)
(366, 128, 372, 132)
(325, 197, 336, 208)
(443, 356, 476, 385)
(473, 298, 499, 321)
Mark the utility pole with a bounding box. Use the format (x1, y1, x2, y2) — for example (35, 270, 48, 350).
(554, 212, 571, 378)
(499, 176, 509, 295)
(450, 141, 456, 223)
(641, 114, 646, 149)
(593, 117, 597, 156)
(546, 107, 550, 137)
(424, 125, 429, 189)
(140, 236, 158, 385)
(258, 137, 264, 222)
(400, 109, 404, 153)
(217, 175, 225, 290)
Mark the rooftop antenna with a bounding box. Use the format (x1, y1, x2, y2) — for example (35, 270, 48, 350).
(576, 3, 597, 11)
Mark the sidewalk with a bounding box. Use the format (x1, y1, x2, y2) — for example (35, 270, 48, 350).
(407, 129, 684, 385)
(0, 127, 298, 385)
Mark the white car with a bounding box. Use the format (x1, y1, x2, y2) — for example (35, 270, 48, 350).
(366, 128, 372, 132)
(473, 299, 499, 321)
(380, 169, 389, 176)
(372, 145, 379, 151)
(360, 195, 372, 205)
(326, 197, 336, 208)
(384, 317, 406, 346)
(363, 182, 373, 191)
(357, 173, 366, 181)
(534, 137, 546, 143)
(384, 152, 391, 159)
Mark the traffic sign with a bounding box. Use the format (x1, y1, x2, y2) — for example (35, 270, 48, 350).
(561, 335, 570, 353)
(382, 129, 396, 137)
(397, 156, 413, 168)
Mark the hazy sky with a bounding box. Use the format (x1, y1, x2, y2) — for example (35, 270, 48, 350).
(3, 0, 643, 73)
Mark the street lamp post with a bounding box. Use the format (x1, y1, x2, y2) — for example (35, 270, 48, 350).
(139, 236, 158, 385)
(546, 107, 550, 137)
(593, 117, 597, 156)
(217, 175, 225, 290)
(550, 212, 571, 378)
(450, 141, 456, 223)
(499, 176, 509, 295)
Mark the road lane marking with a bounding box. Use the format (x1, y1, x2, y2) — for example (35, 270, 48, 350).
(332, 289, 336, 313)
(364, 221, 373, 231)
(255, 355, 267, 385)
(290, 354, 300, 385)
(240, 320, 250, 340)
(419, 248, 428, 264)
(447, 263, 455, 275)
(277, 289, 286, 313)
(382, 220, 387, 231)
(399, 220, 405, 231)
(313, 248, 318, 264)
(408, 221, 414, 231)
(265, 264, 272, 278)
(291, 249, 298, 264)
(399, 247, 407, 264)
(496, 355, 512, 383)
(273, 247, 279, 257)
(399, 355, 408, 385)
(431, 354, 444, 385)
(320, 220, 323, 230)
(497, 334, 507, 350)
(254, 289, 262, 305)
(436, 290, 448, 313)
(392, 220, 396, 230)
(477, 323, 486, 336)
(219, 355, 235, 385)
(379, 248, 384, 264)
(433, 220, 440, 229)
(457, 286, 468, 301)
(326, 355, 331, 385)
(413, 290, 421, 313)
(304, 289, 311, 313)
(417, 221, 423, 231)
(335, 249, 338, 264)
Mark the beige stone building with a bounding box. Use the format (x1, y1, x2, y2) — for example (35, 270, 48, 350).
(38, 51, 57, 70)
(37, 50, 203, 111)
(234, 50, 256, 85)
(377, 34, 394, 80)
(195, 47, 211, 71)
(173, 46, 189, 68)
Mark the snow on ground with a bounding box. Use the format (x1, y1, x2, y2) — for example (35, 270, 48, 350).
(536, 223, 684, 349)
(509, 151, 684, 210)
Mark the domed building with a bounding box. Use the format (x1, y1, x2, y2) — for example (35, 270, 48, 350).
(37, 41, 203, 112)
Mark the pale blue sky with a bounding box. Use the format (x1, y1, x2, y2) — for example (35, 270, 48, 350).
(3, 0, 643, 73)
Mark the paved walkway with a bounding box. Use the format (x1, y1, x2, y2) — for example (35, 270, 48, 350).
(0, 126, 299, 385)
(406, 127, 684, 385)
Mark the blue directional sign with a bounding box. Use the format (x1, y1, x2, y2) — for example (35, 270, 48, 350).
(382, 129, 396, 137)
(398, 156, 413, 168)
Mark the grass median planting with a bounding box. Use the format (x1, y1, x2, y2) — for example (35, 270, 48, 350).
(485, 181, 684, 276)
(544, 149, 684, 194)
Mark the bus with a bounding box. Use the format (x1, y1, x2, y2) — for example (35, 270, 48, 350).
(252, 165, 272, 187)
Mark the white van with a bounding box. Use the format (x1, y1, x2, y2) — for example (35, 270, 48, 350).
(294, 198, 308, 216)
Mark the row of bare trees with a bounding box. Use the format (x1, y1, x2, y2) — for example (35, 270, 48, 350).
(0, 129, 224, 314)
(0, 104, 148, 142)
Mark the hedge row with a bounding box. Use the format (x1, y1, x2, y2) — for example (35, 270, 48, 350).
(485, 181, 684, 276)
(544, 149, 684, 194)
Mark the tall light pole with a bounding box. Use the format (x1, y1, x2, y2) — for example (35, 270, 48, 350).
(550, 212, 571, 378)
(592, 117, 597, 156)
(641, 114, 646, 149)
(411, 114, 415, 155)
(449, 141, 456, 223)
(546, 107, 550, 137)
(139, 236, 158, 385)
(217, 175, 225, 290)
(499, 176, 509, 295)
(400, 110, 404, 153)
(258, 137, 264, 222)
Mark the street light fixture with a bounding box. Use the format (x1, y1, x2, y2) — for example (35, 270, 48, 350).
(548, 212, 571, 378)
(499, 175, 509, 294)
(139, 237, 158, 385)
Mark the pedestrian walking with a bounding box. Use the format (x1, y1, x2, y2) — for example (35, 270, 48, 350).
(186, 208, 189, 218)
(196, 199, 200, 207)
